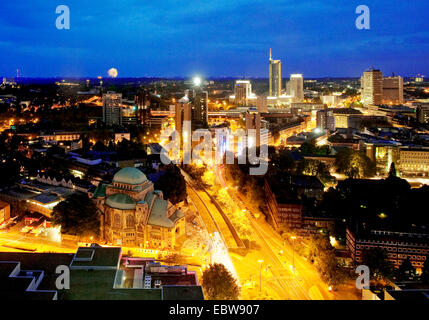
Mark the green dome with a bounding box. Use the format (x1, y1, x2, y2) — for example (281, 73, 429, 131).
(113, 167, 147, 185)
(106, 193, 137, 210)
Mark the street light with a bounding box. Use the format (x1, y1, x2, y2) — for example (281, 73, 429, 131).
(258, 259, 263, 294)
(291, 236, 296, 272)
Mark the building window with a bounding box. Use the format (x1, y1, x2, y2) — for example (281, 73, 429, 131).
(126, 215, 135, 228)
(114, 213, 121, 228)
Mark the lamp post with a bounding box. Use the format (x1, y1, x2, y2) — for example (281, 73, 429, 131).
(258, 259, 263, 294)
(291, 236, 296, 272)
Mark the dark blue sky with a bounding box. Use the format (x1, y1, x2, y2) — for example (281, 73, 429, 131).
(1, 1, 428, 78)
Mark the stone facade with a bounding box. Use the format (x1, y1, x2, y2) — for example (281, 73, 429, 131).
(93, 167, 185, 249)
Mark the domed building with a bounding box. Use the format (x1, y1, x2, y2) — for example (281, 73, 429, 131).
(92, 167, 185, 248)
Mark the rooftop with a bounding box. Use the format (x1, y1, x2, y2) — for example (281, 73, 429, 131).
(113, 167, 148, 185)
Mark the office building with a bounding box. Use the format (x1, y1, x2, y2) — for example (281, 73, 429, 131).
(382, 76, 403, 104)
(321, 94, 341, 106)
(346, 227, 429, 271)
(187, 88, 208, 130)
(416, 103, 429, 124)
(361, 68, 383, 106)
(289, 74, 304, 102)
(398, 147, 429, 177)
(174, 95, 192, 135)
(103, 92, 123, 126)
(257, 96, 268, 113)
(269, 49, 282, 97)
(245, 107, 262, 148)
(234, 80, 252, 106)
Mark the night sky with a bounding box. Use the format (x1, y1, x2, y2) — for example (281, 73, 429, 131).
(1, 0, 428, 78)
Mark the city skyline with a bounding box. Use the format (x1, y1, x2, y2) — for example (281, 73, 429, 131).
(1, 1, 429, 78)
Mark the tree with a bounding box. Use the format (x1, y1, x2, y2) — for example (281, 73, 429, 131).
(421, 256, 429, 284)
(202, 263, 240, 300)
(307, 236, 346, 287)
(153, 165, 186, 204)
(397, 258, 416, 281)
(388, 162, 397, 178)
(162, 253, 187, 265)
(361, 247, 394, 281)
(52, 193, 100, 237)
(334, 149, 375, 178)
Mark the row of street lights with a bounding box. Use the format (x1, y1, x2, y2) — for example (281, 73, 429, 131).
(258, 235, 297, 295)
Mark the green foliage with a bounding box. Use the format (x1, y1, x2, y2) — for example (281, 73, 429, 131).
(299, 140, 331, 156)
(162, 253, 187, 265)
(334, 148, 375, 178)
(202, 263, 240, 300)
(388, 162, 397, 178)
(295, 159, 334, 185)
(182, 164, 206, 182)
(307, 236, 346, 287)
(52, 193, 100, 237)
(421, 256, 429, 284)
(396, 258, 416, 281)
(361, 247, 394, 281)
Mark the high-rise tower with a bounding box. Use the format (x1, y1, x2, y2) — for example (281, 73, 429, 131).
(102, 91, 122, 126)
(269, 49, 282, 97)
(361, 68, 383, 106)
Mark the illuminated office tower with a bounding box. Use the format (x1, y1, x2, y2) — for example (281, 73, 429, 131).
(382, 76, 403, 104)
(174, 95, 192, 135)
(103, 91, 122, 126)
(187, 88, 208, 130)
(245, 108, 262, 148)
(269, 49, 282, 97)
(234, 80, 252, 105)
(361, 68, 383, 106)
(290, 74, 304, 102)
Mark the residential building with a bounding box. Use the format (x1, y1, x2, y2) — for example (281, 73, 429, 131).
(316, 108, 335, 131)
(289, 74, 304, 102)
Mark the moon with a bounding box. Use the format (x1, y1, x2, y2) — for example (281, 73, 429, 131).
(108, 68, 118, 78)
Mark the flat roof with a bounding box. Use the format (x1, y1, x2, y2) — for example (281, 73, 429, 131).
(70, 247, 122, 269)
(62, 269, 163, 300)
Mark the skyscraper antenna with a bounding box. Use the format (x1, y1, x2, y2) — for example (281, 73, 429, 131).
(269, 48, 272, 61)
